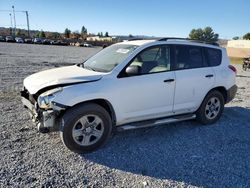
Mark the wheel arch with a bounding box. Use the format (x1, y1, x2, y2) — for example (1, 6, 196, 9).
(196, 86, 226, 125)
(196, 86, 227, 112)
(209, 86, 227, 103)
(69, 99, 117, 125)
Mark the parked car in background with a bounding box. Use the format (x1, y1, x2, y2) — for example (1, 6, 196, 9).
(15, 37, 24, 43)
(51, 40, 68, 46)
(0, 36, 6, 42)
(83, 42, 93, 47)
(75, 42, 85, 47)
(50, 40, 56, 45)
(74, 42, 81, 47)
(6, 36, 15, 42)
(42, 39, 51, 45)
(24, 38, 33, 43)
(75, 42, 93, 47)
(33, 38, 42, 44)
(21, 38, 237, 154)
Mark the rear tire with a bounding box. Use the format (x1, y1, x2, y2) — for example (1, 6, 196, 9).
(60, 103, 112, 154)
(196, 90, 224, 125)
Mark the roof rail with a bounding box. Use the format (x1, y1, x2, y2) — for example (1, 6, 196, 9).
(128, 38, 145, 41)
(128, 37, 160, 41)
(158, 37, 219, 46)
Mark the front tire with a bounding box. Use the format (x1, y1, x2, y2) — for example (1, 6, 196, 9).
(196, 90, 224, 125)
(60, 103, 112, 154)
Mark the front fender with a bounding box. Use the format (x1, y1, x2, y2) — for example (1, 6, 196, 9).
(52, 78, 114, 108)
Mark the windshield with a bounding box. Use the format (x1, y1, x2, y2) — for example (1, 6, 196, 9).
(84, 44, 138, 72)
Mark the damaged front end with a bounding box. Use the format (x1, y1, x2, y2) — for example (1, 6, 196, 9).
(20, 87, 67, 133)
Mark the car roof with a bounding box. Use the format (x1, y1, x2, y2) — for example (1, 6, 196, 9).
(120, 39, 222, 49)
(120, 39, 156, 46)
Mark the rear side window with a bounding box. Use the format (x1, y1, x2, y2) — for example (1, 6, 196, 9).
(175, 45, 204, 70)
(205, 48, 222, 66)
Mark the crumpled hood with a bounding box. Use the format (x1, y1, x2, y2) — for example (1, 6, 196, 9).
(24, 65, 104, 94)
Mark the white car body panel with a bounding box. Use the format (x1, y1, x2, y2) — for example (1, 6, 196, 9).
(22, 39, 237, 127)
(110, 72, 176, 124)
(212, 49, 236, 90)
(52, 71, 176, 125)
(173, 67, 215, 114)
(24, 65, 105, 94)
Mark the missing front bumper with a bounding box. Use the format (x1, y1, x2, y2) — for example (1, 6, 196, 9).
(21, 96, 59, 132)
(21, 96, 38, 123)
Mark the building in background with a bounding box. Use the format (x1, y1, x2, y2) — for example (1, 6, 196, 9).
(227, 40, 250, 58)
(228, 40, 250, 49)
(87, 36, 113, 42)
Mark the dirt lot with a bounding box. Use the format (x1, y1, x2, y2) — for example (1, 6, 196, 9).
(0, 43, 250, 188)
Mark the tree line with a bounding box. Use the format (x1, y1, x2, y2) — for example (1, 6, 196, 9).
(4, 25, 250, 41)
(63, 26, 109, 39)
(189, 27, 250, 41)
(32, 25, 110, 40)
(233, 33, 250, 40)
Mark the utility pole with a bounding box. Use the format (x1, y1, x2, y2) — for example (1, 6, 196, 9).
(12, 6, 16, 36)
(9, 13, 13, 36)
(1, 8, 30, 37)
(25, 11, 30, 37)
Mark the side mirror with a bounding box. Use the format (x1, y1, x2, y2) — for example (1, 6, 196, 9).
(125, 65, 141, 76)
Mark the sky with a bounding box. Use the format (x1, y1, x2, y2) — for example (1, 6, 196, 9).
(0, 0, 250, 39)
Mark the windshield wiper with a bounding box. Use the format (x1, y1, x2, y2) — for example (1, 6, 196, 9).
(85, 66, 105, 72)
(84, 66, 96, 71)
(85, 66, 109, 73)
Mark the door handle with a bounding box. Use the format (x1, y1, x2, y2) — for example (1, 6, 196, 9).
(163, 79, 175, 83)
(205, 74, 214, 78)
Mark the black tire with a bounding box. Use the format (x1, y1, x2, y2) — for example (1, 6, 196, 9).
(60, 103, 112, 154)
(196, 90, 225, 125)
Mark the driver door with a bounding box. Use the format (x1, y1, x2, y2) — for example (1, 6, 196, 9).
(112, 45, 176, 125)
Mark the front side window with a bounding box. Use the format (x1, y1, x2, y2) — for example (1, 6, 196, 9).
(84, 44, 138, 72)
(129, 45, 171, 74)
(175, 45, 204, 70)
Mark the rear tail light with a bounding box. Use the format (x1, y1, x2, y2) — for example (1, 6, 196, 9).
(228, 65, 237, 74)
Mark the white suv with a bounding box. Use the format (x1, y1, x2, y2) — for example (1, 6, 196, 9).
(21, 38, 237, 153)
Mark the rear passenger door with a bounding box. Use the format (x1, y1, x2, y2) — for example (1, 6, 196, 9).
(173, 45, 215, 114)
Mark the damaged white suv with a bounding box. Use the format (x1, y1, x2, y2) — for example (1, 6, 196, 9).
(21, 38, 237, 153)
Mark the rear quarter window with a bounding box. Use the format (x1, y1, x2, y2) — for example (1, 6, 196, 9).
(205, 48, 222, 66)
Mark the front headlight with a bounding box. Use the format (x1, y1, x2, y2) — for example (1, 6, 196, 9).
(37, 87, 63, 109)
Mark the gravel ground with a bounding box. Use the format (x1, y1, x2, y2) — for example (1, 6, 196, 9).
(0, 42, 250, 188)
